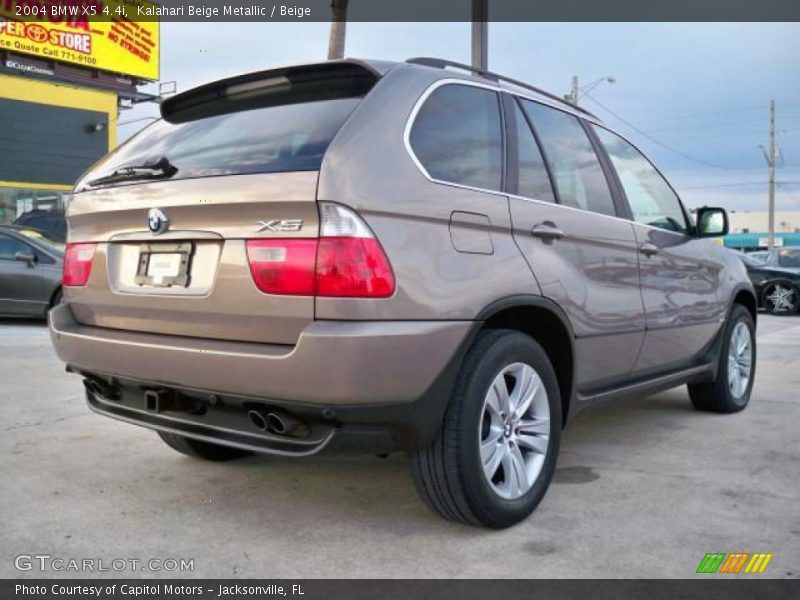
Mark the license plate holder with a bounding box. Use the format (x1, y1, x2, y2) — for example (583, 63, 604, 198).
(134, 242, 193, 287)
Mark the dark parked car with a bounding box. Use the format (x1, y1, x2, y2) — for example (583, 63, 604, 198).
(13, 210, 68, 243)
(763, 246, 800, 274)
(0, 225, 64, 318)
(740, 252, 800, 314)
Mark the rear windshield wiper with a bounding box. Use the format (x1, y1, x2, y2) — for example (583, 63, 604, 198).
(86, 157, 178, 187)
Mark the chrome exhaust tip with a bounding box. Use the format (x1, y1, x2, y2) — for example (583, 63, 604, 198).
(265, 410, 301, 435)
(247, 409, 268, 431)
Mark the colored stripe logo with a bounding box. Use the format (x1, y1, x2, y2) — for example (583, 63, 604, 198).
(697, 553, 772, 574)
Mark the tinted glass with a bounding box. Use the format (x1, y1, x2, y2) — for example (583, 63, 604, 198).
(512, 101, 555, 202)
(740, 253, 765, 268)
(410, 85, 503, 191)
(17, 228, 65, 254)
(594, 126, 689, 234)
(777, 248, 800, 268)
(0, 234, 29, 261)
(520, 100, 616, 217)
(80, 97, 361, 190)
(15, 214, 65, 237)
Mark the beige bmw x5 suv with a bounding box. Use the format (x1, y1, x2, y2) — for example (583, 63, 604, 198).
(50, 58, 757, 528)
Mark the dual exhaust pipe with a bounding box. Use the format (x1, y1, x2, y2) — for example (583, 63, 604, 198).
(248, 408, 302, 436)
(85, 377, 302, 437)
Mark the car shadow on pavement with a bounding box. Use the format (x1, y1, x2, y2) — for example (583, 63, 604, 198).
(0, 317, 47, 327)
(125, 388, 699, 533)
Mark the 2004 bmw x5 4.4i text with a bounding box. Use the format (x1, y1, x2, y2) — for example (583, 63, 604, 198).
(49, 58, 757, 528)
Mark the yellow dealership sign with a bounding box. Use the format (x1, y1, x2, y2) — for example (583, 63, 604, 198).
(0, 0, 159, 80)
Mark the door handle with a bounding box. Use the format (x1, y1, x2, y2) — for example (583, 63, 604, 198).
(531, 222, 565, 241)
(639, 242, 660, 257)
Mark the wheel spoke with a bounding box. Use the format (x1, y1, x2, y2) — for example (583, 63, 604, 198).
(490, 375, 511, 417)
(517, 416, 549, 435)
(481, 436, 505, 480)
(484, 385, 504, 421)
(728, 356, 739, 392)
(503, 443, 529, 498)
(511, 367, 540, 420)
(517, 432, 549, 455)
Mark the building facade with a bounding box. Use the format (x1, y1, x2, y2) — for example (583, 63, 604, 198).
(0, 2, 159, 229)
(725, 210, 800, 250)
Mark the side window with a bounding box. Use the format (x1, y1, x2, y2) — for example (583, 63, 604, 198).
(0, 235, 30, 261)
(593, 126, 689, 235)
(410, 84, 503, 191)
(511, 100, 556, 202)
(520, 99, 617, 217)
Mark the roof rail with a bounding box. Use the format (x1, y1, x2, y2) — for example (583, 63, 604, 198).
(406, 57, 597, 118)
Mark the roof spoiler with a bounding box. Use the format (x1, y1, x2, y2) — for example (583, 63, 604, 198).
(161, 60, 384, 124)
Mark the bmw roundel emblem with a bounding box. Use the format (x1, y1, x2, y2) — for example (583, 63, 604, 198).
(147, 208, 169, 235)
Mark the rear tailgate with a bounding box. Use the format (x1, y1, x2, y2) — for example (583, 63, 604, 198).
(66, 173, 318, 345)
(65, 61, 383, 345)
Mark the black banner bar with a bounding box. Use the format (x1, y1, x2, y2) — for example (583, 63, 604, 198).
(3, 0, 800, 23)
(4, 579, 800, 600)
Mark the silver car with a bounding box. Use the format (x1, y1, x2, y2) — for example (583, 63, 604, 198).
(0, 225, 63, 318)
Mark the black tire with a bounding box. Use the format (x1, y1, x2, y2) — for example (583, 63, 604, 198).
(761, 281, 799, 315)
(50, 288, 63, 308)
(688, 304, 756, 413)
(157, 431, 252, 461)
(411, 329, 562, 529)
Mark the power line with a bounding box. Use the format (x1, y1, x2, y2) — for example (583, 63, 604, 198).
(647, 115, 800, 135)
(583, 92, 746, 170)
(655, 128, 800, 144)
(678, 181, 768, 190)
(634, 102, 800, 125)
(678, 180, 800, 190)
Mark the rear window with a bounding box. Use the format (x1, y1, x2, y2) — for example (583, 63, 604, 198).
(79, 98, 360, 190)
(78, 63, 379, 191)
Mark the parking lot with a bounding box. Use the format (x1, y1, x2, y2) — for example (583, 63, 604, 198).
(2, 315, 799, 579)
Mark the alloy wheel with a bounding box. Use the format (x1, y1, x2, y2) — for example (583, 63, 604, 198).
(727, 321, 753, 400)
(479, 362, 550, 500)
(764, 283, 797, 313)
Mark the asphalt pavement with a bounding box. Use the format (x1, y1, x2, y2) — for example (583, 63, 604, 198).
(1, 315, 798, 578)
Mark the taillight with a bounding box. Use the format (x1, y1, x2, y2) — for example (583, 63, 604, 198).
(315, 203, 394, 298)
(245, 203, 395, 298)
(316, 237, 394, 297)
(63, 243, 97, 286)
(246, 239, 317, 295)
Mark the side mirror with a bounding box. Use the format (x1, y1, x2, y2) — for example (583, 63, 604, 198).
(695, 206, 729, 238)
(14, 251, 37, 266)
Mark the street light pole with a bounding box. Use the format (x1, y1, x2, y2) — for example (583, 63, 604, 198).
(566, 75, 614, 105)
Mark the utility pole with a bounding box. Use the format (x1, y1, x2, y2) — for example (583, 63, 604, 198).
(763, 100, 777, 249)
(471, 0, 488, 71)
(327, 0, 349, 60)
(566, 75, 579, 105)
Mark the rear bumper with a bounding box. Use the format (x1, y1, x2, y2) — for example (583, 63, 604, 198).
(49, 304, 475, 453)
(49, 303, 472, 406)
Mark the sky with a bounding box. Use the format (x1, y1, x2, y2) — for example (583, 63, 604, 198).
(121, 22, 800, 212)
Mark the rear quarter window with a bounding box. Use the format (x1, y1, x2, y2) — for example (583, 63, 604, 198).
(409, 84, 503, 191)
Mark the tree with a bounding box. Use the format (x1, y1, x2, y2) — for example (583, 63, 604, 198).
(327, 0, 349, 60)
